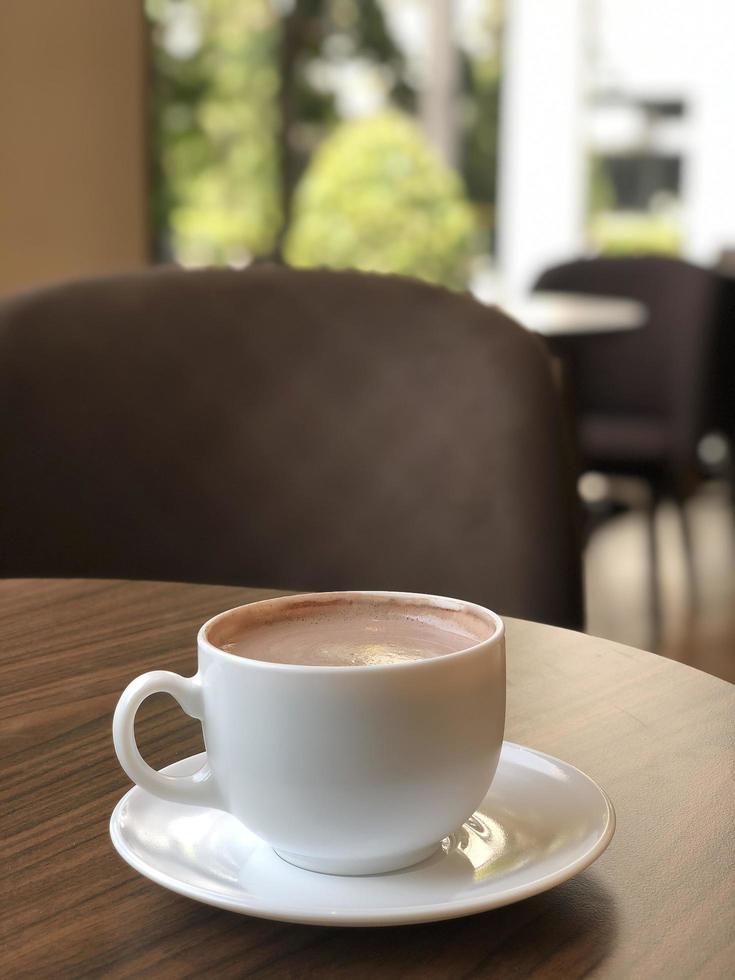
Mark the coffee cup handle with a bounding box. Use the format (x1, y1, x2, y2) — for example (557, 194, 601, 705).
(113, 670, 223, 809)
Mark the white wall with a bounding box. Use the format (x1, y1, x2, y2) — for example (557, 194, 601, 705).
(497, 0, 735, 288)
(682, 4, 735, 261)
(594, 0, 698, 95)
(595, 0, 735, 262)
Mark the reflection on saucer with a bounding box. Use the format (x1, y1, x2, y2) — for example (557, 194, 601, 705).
(444, 813, 507, 880)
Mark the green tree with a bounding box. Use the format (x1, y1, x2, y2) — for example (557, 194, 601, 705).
(147, 0, 412, 263)
(275, 0, 414, 252)
(147, 0, 281, 264)
(147, 1, 501, 272)
(285, 111, 476, 289)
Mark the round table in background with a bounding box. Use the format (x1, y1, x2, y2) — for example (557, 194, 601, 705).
(1, 579, 732, 978)
(471, 285, 647, 338)
(499, 290, 647, 337)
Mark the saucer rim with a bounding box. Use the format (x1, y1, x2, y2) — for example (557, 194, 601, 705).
(109, 741, 616, 927)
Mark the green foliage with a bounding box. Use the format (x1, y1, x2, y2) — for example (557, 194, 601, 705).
(148, 2, 501, 269)
(147, 0, 414, 263)
(148, 0, 281, 263)
(460, 0, 503, 247)
(285, 112, 476, 289)
(274, 0, 414, 251)
(587, 155, 615, 217)
(589, 212, 682, 257)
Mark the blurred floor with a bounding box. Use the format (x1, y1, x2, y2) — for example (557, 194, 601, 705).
(585, 480, 735, 682)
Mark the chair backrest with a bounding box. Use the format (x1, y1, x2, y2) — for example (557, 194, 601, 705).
(0, 265, 582, 627)
(535, 256, 722, 463)
(711, 269, 735, 437)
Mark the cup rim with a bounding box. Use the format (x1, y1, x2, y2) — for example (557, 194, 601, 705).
(198, 590, 505, 673)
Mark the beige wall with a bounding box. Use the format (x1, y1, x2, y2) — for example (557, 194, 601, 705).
(0, 1, 148, 296)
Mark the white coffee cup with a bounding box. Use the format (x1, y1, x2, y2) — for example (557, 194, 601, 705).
(113, 591, 505, 875)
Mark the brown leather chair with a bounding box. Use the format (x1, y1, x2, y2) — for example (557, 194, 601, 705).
(0, 265, 582, 628)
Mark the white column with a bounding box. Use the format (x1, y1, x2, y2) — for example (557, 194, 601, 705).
(684, 3, 735, 263)
(419, 0, 460, 168)
(497, 0, 587, 296)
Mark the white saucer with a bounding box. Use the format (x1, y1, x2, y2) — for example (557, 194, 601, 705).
(110, 742, 615, 927)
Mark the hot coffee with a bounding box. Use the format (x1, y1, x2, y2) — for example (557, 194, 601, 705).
(221, 600, 487, 667)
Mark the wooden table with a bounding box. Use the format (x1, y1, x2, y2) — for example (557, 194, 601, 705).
(2, 579, 733, 978)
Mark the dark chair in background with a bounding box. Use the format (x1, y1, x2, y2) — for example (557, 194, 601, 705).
(712, 256, 735, 478)
(0, 265, 582, 628)
(534, 255, 723, 638)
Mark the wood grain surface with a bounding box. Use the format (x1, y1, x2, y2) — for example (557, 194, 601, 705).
(1, 578, 733, 979)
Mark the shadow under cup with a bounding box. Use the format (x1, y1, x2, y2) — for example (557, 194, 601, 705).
(198, 592, 506, 875)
